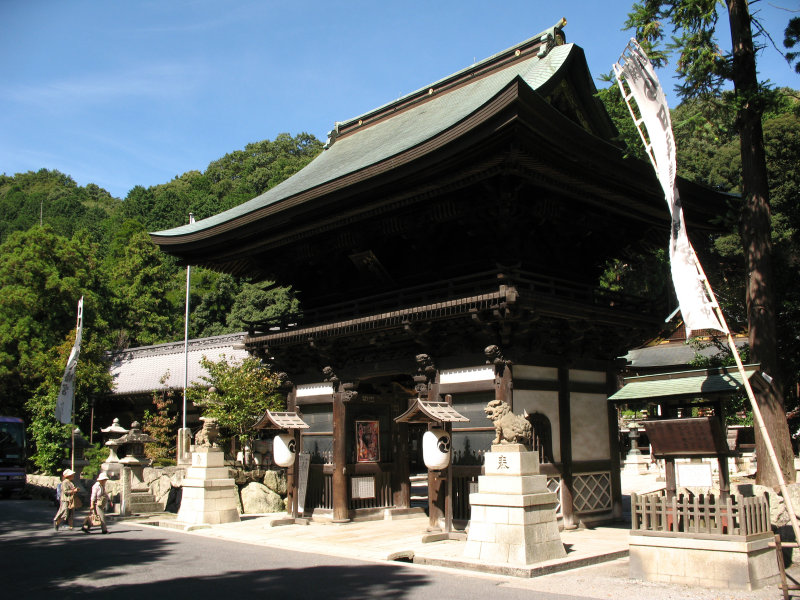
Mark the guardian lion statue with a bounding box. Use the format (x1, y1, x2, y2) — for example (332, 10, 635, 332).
(485, 399, 532, 447)
(194, 417, 220, 448)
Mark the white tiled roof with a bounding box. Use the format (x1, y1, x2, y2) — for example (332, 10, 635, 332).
(108, 333, 250, 395)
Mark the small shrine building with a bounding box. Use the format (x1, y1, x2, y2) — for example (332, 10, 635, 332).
(151, 22, 728, 527)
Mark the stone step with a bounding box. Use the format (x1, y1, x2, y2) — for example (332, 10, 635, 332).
(128, 501, 163, 513)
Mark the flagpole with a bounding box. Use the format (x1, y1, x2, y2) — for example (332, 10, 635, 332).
(183, 213, 194, 432)
(693, 249, 800, 544)
(614, 38, 800, 544)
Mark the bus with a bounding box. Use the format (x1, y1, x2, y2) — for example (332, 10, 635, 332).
(0, 417, 26, 497)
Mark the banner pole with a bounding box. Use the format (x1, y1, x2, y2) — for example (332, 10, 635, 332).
(693, 250, 800, 543)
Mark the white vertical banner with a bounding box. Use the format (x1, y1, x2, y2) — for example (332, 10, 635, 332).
(613, 39, 724, 337)
(56, 296, 84, 425)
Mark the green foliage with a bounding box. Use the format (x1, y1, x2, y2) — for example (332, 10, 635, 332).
(625, 0, 729, 102)
(227, 281, 301, 330)
(0, 226, 111, 413)
(24, 332, 112, 474)
(687, 337, 753, 425)
(82, 444, 110, 480)
(0, 169, 121, 246)
(142, 372, 178, 460)
(190, 271, 242, 338)
(109, 230, 180, 348)
(188, 355, 285, 450)
(0, 132, 322, 469)
(596, 73, 651, 161)
(785, 17, 800, 74)
(124, 133, 322, 233)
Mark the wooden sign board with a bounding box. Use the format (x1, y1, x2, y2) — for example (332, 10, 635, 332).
(297, 452, 310, 514)
(351, 476, 376, 499)
(643, 417, 729, 458)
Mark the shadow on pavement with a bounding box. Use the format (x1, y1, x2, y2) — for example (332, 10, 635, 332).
(2, 500, 432, 600)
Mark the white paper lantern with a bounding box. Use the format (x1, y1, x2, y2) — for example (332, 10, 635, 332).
(273, 433, 297, 467)
(422, 428, 451, 470)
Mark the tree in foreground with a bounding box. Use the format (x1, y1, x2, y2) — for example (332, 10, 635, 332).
(142, 372, 179, 463)
(625, 0, 795, 486)
(188, 355, 284, 460)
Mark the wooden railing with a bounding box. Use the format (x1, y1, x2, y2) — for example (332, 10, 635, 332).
(303, 465, 394, 513)
(631, 491, 770, 536)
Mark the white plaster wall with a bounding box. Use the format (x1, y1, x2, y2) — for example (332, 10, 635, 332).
(514, 365, 558, 381)
(512, 389, 560, 463)
(570, 392, 610, 461)
(569, 369, 606, 384)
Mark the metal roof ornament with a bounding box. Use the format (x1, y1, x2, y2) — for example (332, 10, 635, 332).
(538, 17, 567, 58)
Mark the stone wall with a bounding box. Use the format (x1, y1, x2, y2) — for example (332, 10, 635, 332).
(27, 466, 289, 515)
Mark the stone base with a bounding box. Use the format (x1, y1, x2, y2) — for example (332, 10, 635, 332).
(464, 444, 565, 565)
(623, 451, 651, 474)
(127, 490, 162, 513)
(176, 448, 240, 525)
(629, 532, 779, 590)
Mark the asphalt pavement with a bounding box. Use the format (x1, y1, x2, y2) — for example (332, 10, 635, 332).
(3, 469, 797, 599)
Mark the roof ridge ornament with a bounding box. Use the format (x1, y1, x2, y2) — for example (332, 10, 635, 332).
(324, 122, 341, 149)
(538, 17, 567, 58)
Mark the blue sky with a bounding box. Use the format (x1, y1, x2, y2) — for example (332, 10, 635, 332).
(1, 1, 798, 200)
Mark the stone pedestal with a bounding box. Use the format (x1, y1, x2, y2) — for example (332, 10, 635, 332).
(464, 444, 566, 565)
(176, 428, 192, 466)
(177, 447, 240, 525)
(630, 532, 778, 590)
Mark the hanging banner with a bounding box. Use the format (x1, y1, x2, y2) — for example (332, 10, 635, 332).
(56, 296, 84, 425)
(613, 39, 724, 336)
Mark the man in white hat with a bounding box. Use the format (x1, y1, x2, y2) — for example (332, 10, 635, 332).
(82, 472, 113, 534)
(53, 469, 77, 531)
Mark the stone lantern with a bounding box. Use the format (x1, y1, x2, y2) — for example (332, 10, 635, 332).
(115, 422, 155, 490)
(100, 417, 129, 479)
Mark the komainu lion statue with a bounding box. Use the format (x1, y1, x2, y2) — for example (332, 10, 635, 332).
(194, 417, 220, 448)
(485, 399, 532, 447)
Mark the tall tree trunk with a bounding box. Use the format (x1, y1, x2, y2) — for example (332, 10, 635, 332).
(728, 0, 795, 486)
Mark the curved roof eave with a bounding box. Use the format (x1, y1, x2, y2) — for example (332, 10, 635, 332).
(150, 44, 581, 248)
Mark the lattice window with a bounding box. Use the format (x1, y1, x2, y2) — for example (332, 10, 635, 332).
(546, 475, 562, 516)
(573, 472, 612, 513)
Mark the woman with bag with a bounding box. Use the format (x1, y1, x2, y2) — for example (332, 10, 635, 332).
(53, 469, 77, 531)
(82, 472, 112, 534)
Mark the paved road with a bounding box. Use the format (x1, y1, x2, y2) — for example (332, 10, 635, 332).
(1, 499, 589, 600)
(1, 499, 789, 600)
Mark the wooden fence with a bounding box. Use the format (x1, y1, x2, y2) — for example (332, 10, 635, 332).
(631, 491, 770, 536)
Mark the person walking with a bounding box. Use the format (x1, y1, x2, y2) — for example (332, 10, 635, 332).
(53, 469, 77, 531)
(82, 472, 112, 534)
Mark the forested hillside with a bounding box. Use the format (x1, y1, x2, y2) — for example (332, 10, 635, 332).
(0, 133, 322, 471)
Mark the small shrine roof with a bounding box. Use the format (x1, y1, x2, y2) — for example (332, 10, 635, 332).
(253, 411, 309, 430)
(608, 364, 762, 402)
(395, 400, 470, 424)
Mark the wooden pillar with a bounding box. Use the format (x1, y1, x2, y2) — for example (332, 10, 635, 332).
(426, 379, 445, 531)
(496, 363, 513, 406)
(286, 388, 299, 518)
(719, 454, 731, 499)
(665, 458, 677, 501)
(393, 419, 410, 509)
(558, 364, 576, 529)
(332, 386, 350, 522)
(607, 369, 623, 520)
(444, 420, 454, 534)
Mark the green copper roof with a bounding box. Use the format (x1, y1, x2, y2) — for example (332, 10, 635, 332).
(152, 42, 576, 239)
(608, 364, 761, 402)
